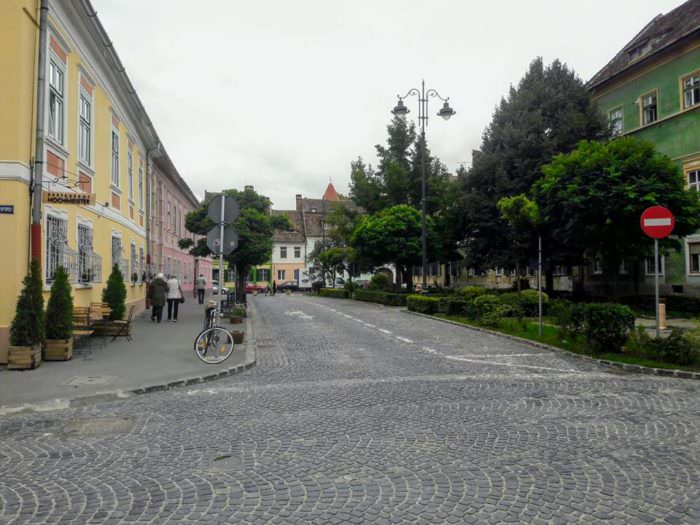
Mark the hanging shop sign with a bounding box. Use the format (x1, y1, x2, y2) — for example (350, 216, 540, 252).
(42, 192, 96, 205)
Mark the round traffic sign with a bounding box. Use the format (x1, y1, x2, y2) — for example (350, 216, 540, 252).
(640, 205, 675, 239)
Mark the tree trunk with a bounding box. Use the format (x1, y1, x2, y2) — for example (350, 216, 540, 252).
(404, 265, 413, 293)
(545, 267, 554, 296)
(235, 264, 247, 304)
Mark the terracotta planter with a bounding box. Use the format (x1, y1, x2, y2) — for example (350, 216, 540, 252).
(232, 330, 244, 344)
(230, 316, 243, 324)
(43, 338, 73, 361)
(8, 345, 42, 370)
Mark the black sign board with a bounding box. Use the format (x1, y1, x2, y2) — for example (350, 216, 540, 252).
(0, 205, 14, 214)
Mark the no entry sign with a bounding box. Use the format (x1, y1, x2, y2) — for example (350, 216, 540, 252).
(640, 206, 675, 239)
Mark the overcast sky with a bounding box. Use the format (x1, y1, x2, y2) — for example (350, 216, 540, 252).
(92, 0, 684, 210)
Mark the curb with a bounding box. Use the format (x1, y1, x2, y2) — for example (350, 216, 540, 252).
(0, 314, 257, 417)
(403, 310, 700, 381)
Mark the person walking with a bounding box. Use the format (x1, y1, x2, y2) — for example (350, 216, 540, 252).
(196, 273, 207, 304)
(149, 273, 168, 323)
(272, 280, 277, 296)
(166, 274, 184, 322)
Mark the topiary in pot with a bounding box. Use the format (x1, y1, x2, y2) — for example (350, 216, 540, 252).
(102, 264, 127, 320)
(8, 259, 45, 369)
(44, 266, 74, 361)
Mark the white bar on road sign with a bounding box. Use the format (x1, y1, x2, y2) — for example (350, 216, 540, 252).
(644, 218, 672, 227)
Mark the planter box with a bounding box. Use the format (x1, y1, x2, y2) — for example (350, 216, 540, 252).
(230, 316, 243, 324)
(43, 338, 73, 361)
(232, 331, 244, 344)
(8, 345, 42, 370)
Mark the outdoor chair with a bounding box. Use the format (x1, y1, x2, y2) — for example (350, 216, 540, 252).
(111, 305, 135, 342)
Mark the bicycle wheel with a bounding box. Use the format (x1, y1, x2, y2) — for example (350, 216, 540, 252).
(193, 326, 235, 364)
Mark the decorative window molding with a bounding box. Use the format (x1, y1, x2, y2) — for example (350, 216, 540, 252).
(681, 69, 700, 110)
(639, 90, 658, 126)
(110, 126, 120, 188)
(48, 58, 66, 144)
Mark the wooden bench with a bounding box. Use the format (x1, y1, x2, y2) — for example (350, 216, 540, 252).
(89, 302, 113, 321)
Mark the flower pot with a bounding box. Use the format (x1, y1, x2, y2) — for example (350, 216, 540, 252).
(230, 316, 243, 324)
(8, 345, 42, 370)
(43, 338, 73, 361)
(232, 330, 244, 344)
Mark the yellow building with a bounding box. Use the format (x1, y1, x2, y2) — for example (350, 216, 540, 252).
(0, 0, 184, 362)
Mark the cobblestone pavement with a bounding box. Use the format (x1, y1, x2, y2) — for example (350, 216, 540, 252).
(1, 294, 700, 524)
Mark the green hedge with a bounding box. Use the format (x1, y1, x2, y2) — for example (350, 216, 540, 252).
(407, 295, 441, 314)
(319, 288, 349, 299)
(353, 289, 407, 306)
(583, 303, 635, 354)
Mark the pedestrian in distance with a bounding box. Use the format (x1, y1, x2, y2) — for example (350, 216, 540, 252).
(272, 280, 277, 296)
(149, 273, 168, 323)
(166, 274, 184, 322)
(196, 273, 207, 304)
(266, 283, 271, 296)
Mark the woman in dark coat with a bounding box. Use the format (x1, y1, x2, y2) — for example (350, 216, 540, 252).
(149, 273, 168, 323)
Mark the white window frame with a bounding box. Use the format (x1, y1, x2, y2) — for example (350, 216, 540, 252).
(127, 150, 134, 201)
(277, 269, 286, 281)
(618, 259, 628, 275)
(78, 88, 93, 165)
(682, 71, 700, 110)
(280, 246, 287, 259)
(45, 210, 69, 284)
(645, 254, 665, 276)
(77, 219, 94, 285)
(640, 91, 657, 126)
(687, 168, 700, 192)
(592, 258, 603, 275)
(609, 107, 623, 136)
(111, 127, 120, 188)
(294, 246, 301, 259)
(687, 239, 700, 275)
(48, 58, 66, 144)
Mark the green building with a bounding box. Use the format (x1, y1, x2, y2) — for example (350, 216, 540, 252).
(588, 0, 700, 294)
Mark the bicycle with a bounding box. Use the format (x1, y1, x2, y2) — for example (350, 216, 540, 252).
(193, 301, 236, 364)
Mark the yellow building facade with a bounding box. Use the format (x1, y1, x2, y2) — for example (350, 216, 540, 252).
(0, 0, 182, 362)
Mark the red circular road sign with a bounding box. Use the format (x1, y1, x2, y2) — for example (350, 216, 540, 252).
(640, 205, 675, 239)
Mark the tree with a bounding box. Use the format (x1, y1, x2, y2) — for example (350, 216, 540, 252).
(460, 57, 608, 271)
(10, 259, 44, 347)
(497, 195, 540, 290)
(533, 137, 700, 295)
(102, 264, 127, 320)
(350, 204, 437, 291)
(45, 266, 73, 340)
(181, 186, 290, 303)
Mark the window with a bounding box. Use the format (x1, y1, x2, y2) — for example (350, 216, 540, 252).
(258, 268, 270, 282)
(280, 246, 287, 258)
(689, 243, 700, 274)
(111, 235, 122, 271)
(111, 129, 120, 187)
(592, 258, 603, 275)
(46, 215, 68, 283)
(609, 108, 623, 136)
(641, 93, 657, 125)
(277, 269, 286, 280)
(138, 164, 144, 209)
(294, 246, 301, 258)
(688, 169, 700, 191)
(619, 259, 628, 275)
(645, 254, 665, 276)
(139, 247, 145, 283)
(48, 61, 64, 143)
(167, 202, 171, 231)
(78, 223, 93, 284)
(128, 151, 134, 201)
(130, 244, 137, 283)
(78, 92, 91, 164)
(294, 269, 299, 281)
(683, 74, 700, 109)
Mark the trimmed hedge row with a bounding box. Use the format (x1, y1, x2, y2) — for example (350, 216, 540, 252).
(406, 295, 441, 314)
(353, 289, 407, 306)
(319, 288, 349, 299)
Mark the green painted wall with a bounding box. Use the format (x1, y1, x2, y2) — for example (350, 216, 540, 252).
(593, 45, 700, 161)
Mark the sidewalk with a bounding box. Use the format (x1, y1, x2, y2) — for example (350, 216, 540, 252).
(0, 295, 255, 415)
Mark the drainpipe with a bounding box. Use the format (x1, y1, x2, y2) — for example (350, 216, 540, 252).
(145, 144, 159, 277)
(30, 0, 49, 263)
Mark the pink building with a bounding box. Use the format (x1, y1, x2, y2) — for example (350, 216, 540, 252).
(149, 157, 211, 293)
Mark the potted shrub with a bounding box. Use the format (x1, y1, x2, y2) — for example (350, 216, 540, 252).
(44, 266, 74, 361)
(229, 305, 245, 324)
(103, 264, 126, 320)
(232, 330, 244, 344)
(8, 260, 44, 369)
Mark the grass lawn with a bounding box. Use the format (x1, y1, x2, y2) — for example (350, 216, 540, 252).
(434, 313, 700, 372)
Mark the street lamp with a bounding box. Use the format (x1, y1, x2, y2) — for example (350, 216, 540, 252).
(391, 80, 455, 291)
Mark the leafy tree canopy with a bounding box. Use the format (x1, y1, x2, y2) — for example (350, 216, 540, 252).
(460, 57, 608, 270)
(533, 137, 700, 269)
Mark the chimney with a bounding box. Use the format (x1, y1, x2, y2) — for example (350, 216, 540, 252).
(244, 185, 254, 192)
(296, 194, 302, 212)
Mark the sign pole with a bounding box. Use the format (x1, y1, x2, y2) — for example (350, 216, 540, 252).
(219, 193, 225, 298)
(538, 233, 542, 337)
(655, 238, 659, 339)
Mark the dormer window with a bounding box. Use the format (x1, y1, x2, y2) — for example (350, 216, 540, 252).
(628, 41, 651, 61)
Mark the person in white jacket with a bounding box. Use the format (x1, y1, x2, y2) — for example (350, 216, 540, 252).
(166, 274, 183, 322)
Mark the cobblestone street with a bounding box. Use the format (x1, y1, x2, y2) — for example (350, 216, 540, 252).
(2, 294, 700, 524)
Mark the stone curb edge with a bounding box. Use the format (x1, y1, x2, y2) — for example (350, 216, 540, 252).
(0, 315, 258, 417)
(403, 309, 700, 381)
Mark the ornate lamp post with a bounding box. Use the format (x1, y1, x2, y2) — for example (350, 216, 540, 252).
(391, 80, 455, 291)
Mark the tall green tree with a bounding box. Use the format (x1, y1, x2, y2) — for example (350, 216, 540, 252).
(180, 186, 289, 302)
(533, 137, 700, 295)
(460, 57, 608, 271)
(350, 204, 436, 291)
